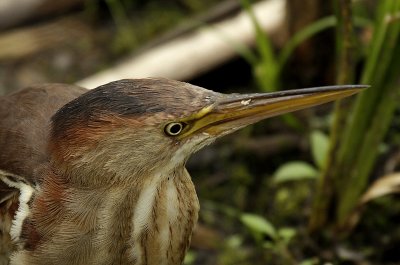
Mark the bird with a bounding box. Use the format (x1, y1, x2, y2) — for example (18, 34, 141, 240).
(0, 78, 365, 265)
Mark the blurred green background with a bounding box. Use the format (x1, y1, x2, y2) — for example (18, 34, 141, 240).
(1, 0, 400, 264)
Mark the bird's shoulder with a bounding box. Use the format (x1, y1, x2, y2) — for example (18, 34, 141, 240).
(0, 84, 87, 181)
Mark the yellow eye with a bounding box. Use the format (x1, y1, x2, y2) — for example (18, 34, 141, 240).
(164, 122, 185, 136)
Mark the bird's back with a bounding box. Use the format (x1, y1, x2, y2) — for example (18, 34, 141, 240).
(0, 84, 87, 264)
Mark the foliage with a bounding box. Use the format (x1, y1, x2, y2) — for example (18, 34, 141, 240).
(215, 0, 400, 263)
(105, 0, 137, 53)
(310, 130, 329, 169)
(335, 0, 400, 227)
(103, 0, 219, 54)
(271, 129, 329, 184)
(310, 0, 400, 233)
(273, 161, 318, 183)
(238, 0, 345, 92)
(240, 213, 297, 264)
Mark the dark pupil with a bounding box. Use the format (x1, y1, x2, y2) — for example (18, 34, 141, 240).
(169, 124, 182, 134)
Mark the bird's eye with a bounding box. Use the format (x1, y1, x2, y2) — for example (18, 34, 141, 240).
(164, 122, 185, 136)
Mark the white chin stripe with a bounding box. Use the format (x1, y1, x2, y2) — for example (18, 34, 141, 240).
(0, 169, 35, 242)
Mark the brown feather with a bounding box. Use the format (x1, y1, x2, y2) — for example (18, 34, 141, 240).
(0, 84, 87, 180)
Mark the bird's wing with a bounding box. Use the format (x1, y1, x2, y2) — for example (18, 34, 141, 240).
(0, 169, 32, 263)
(0, 84, 87, 263)
(0, 176, 17, 204)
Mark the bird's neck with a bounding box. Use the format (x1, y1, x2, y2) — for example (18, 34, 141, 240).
(15, 166, 199, 265)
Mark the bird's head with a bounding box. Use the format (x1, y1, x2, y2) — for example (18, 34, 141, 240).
(49, 78, 364, 186)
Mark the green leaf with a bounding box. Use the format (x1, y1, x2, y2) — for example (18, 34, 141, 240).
(240, 213, 277, 240)
(226, 235, 244, 248)
(278, 227, 296, 244)
(278, 16, 337, 70)
(183, 251, 196, 265)
(273, 161, 319, 183)
(241, 0, 279, 92)
(310, 130, 330, 168)
(262, 241, 275, 249)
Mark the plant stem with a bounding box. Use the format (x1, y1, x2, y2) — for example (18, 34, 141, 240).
(309, 0, 355, 232)
(336, 0, 400, 225)
(241, 0, 278, 92)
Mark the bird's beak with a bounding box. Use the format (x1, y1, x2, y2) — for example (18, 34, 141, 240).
(182, 85, 367, 137)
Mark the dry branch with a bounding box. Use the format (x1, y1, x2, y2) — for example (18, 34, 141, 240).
(77, 0, 286, 89)
(0, 16, 91, 61)
(0, 0, 83, 29)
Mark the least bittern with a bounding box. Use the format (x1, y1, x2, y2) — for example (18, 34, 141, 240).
(0, 78, 365, 265)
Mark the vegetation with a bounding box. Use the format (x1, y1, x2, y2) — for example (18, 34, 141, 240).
(194, 0, 400, 264)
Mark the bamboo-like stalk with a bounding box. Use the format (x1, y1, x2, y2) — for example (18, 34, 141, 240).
(336, 0, 396, 183)
(310, 0, 400, 233)
(309, 0, 355, 232)
(336, 0, 400, 225)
